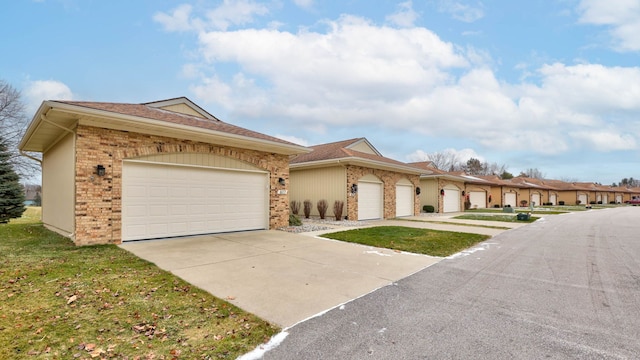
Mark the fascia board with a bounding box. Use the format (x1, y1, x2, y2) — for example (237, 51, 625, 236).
(48, 102, 310, 156)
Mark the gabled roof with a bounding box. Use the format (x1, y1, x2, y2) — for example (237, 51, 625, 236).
(290, 138, 423, 175)
(19, 97, 310, 156)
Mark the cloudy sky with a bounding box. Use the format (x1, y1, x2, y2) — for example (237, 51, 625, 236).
(3, 0, 640, 184)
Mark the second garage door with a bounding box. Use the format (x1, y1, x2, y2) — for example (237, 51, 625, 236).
(504, 193, 517, 207)
(395, 181, 414, 217)
(122, 161, 269, 241)
(443, 189, 460, 213)
(358, 180, 383, 220)
(468, 191, 486, 209)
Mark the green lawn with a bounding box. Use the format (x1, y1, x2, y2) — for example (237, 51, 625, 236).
(0, 208, 278, 359)
(454, 214, 540, 223)
(321, 226, 491, 257)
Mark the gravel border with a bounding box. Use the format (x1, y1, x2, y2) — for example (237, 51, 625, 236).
(278, 217, 372, 233)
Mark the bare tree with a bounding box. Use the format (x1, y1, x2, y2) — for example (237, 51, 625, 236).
(426, 151, 462, 171)
(0, 80, 40, 179)
(520, 168, 546, 179)
(485, 162, 508, 176)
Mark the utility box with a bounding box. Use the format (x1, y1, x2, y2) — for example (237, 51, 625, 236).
(516, 213, 530, 221)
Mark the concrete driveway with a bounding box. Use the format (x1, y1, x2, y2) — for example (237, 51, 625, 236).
(120, 230, 441, 328)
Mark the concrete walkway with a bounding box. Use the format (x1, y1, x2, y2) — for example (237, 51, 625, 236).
(120, 213, 522, 328)
(120, 230, 441, 328)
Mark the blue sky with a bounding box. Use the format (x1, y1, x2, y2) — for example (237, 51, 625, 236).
(3, 0, 640, 184)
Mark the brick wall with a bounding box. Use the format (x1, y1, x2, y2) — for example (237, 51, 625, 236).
(345, 165, 420, 220)
(74, 125, 290, 245)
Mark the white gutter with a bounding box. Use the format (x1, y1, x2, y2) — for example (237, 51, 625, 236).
(290, 157, 424, 175)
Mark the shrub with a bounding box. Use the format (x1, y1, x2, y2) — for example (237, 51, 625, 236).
(609, 201, 616, 204)
(333, 200, 344, 220)
(576, 200, 582, 205)
(290, 200, 301, 215)
(494, 204, 501, 208)
(558, 201, 565, 205)
(289, 214, 302, 226)
(520, 200, 528, 207)
(423, 205, 435, 213)
(303, 200, 312, 218)
(317, 199, 328, 219)
(590, 201, 597, 204)
(464, 200, 471, 210)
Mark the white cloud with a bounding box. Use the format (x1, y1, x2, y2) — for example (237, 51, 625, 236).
(24, 80, 74, 114)
(154, 1, 269, 32)
(438, 0, 484, 23)
(577, 0, 640, 51)
(160, 7, 640, 158)
(386, 1, 419, 28)
(570, 130, 637, 151)
(274, 134, 309, 146)
(292, 0, 314, 10)
(153, 4, 196, 32)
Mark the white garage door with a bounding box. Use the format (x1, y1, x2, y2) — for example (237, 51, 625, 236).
(549, 194, 557, 205)
(468, 191, 486, 209)
(531, 193, 541, 207)
(504, 193, 517, 208)
(602, 195, 608, 204)
(122, 161, 269, 241)
(443, 189, 460, 213)
(358, 181, 383, 220)
(395, 184, 414, 217)
(616, 195, 622, 204)
(578, 194, 588, 205)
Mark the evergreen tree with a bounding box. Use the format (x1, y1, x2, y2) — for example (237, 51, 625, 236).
(0, 140, 25, 223)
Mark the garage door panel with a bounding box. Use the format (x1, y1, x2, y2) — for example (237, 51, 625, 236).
(358, 181, 383, 220)
(504, 193, 516, 207)
(395, 185, 413, 217)
(123, 162, 268, 241)
(443, 189, 460, 213)
(469, 191, 486, 209)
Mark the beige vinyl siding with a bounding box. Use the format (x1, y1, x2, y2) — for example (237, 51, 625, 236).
(160, 103, 206, 118)
(419, 178, 438, 212)
(42, 132, 75, 236)
(290, 167, 347, 218)
(349, 141, 377, 154)
(132, 153, 258, 171)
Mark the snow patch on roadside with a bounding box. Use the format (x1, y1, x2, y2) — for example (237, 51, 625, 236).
(237, 331, 289, 360)
(365, 250, 392, 257)
(446, 242, 498, 259)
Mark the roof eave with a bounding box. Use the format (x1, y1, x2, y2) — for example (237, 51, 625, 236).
(21, 101, 310, 156)
(291, 156, 423, 175)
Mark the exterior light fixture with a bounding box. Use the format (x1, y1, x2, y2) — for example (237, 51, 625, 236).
(350, 183, 358, 194)
(278, 177, 286, 186)
(416, 187, 421, 195)
(96, 165, 106, 177)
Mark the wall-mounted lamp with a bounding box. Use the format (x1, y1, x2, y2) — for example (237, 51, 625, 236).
(278, 177, 286, 186)
(96, 165, 106, 177)
(350, 183, 358, 194)
(440, 189, 445, 196)
(461, 190, 466, 196)
(416, 187, 421, 195)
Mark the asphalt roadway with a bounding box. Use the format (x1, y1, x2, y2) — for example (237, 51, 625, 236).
(261, 207, 640, 359)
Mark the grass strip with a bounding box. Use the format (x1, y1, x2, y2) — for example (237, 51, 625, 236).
(454, 214, 539, 223)
(322, 226, 491, 257)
